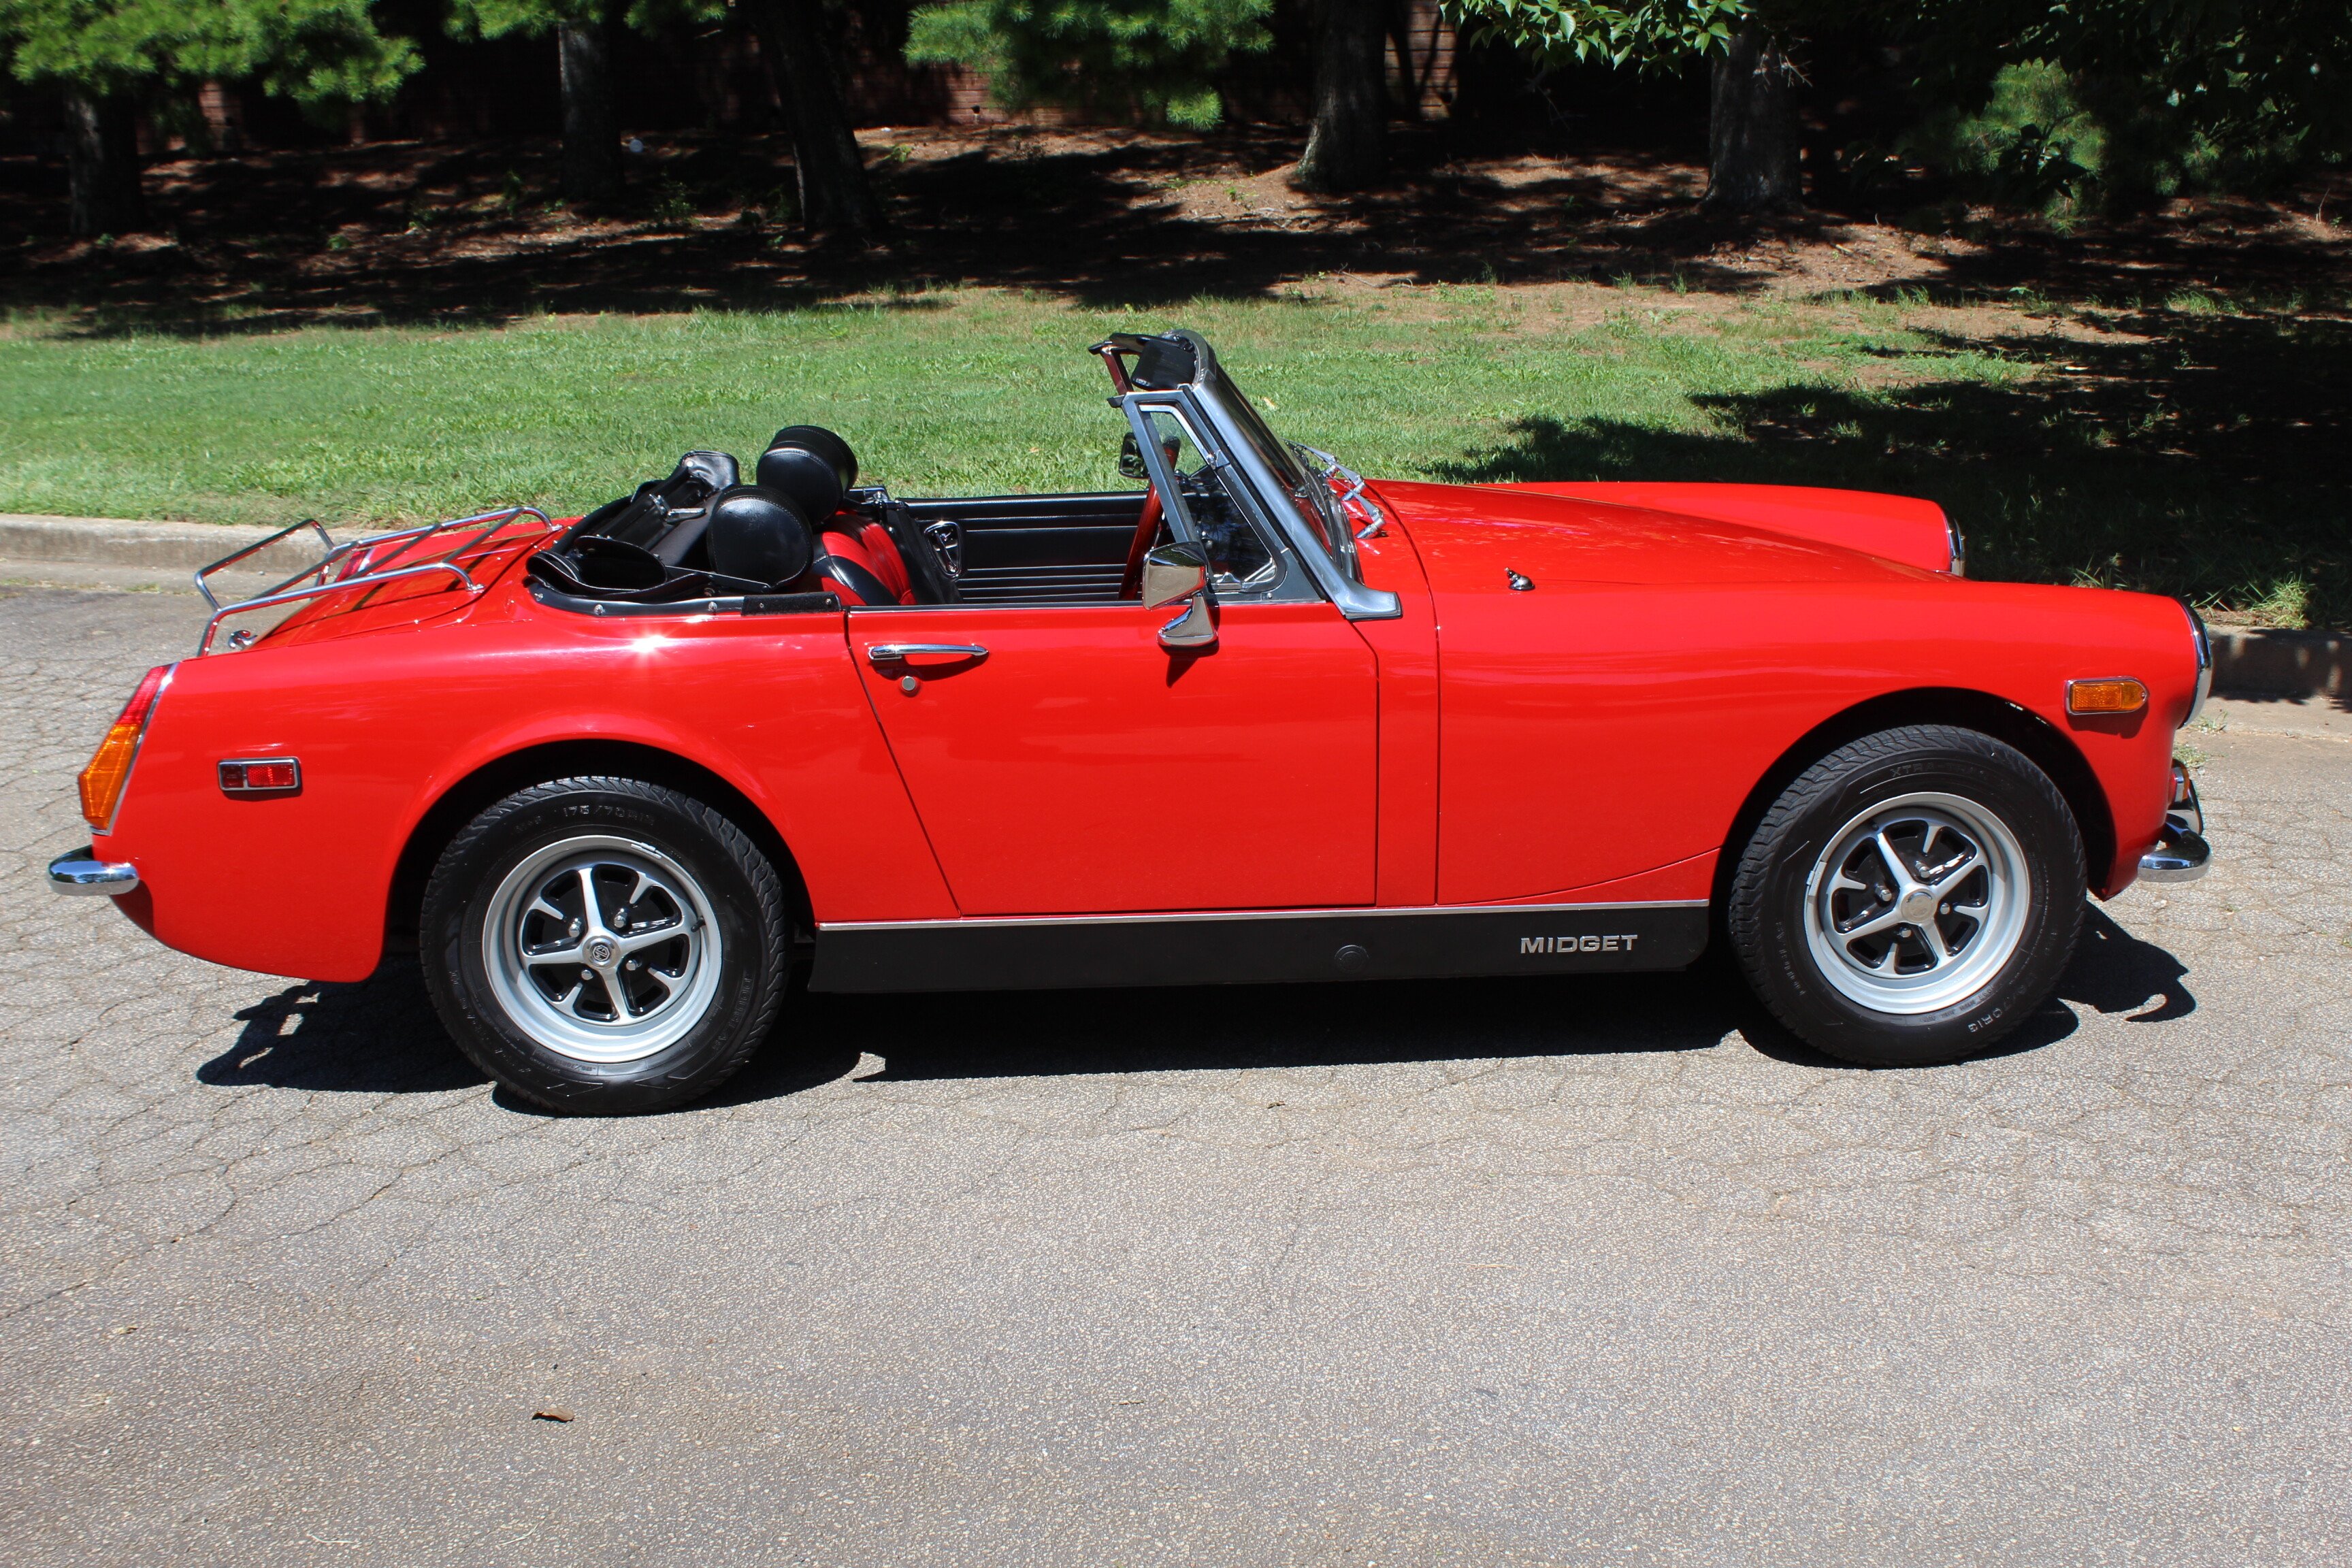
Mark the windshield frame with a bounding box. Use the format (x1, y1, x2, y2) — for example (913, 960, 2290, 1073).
(1120, 399, 1298, 600)
(1156, 331, 1399, 623)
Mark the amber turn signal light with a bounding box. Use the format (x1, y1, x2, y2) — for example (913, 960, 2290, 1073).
(78, 664, 172, 832)
(2067, 677, 2148, 715)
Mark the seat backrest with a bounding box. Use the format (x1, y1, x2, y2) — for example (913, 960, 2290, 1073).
(812, 519, 915, 607)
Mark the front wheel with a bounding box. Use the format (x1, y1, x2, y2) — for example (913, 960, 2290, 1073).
(420, 777, 790, 1113)
(1727, 725, 2085, 1068)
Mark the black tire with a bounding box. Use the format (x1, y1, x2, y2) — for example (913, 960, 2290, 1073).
(1727, 725, 2085, 1068)
(420, 777, 789, 1114)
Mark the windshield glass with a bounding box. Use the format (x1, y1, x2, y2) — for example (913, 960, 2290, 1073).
(1196, 358, 1361, 582)
(1134, 408, 1279, 593)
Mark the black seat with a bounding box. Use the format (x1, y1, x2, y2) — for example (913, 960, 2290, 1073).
(758, 425, 956, 606)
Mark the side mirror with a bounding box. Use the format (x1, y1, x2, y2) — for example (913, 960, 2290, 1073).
(1140, 540, 1207, 609)
(1140, 541, 1216, 651)
(1117, 432, 1149, 480)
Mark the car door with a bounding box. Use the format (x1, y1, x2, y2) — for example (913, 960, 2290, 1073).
(847, 598, 1379, 915)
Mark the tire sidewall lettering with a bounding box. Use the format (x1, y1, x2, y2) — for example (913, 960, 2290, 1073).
(1730, 726, 2085, 1068)
(420, 779, 786, 1114)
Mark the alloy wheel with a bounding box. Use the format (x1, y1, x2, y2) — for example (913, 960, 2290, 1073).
(480, 834, 723, 1063)
(1800, 791, 2031, 1015)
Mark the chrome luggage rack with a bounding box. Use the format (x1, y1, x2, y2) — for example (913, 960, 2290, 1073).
(195, 505, 551, 654)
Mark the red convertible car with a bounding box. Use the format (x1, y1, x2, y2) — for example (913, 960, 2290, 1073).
(50, 330, 2211, 1113)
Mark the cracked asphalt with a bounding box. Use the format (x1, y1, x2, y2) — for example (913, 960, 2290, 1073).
(4, 586, 2349, 1567)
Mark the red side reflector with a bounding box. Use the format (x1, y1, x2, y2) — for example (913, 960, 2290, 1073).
(2067, 678, 2148, 715)
(79, 664, 172, 832)
(219, 757, 301, 795)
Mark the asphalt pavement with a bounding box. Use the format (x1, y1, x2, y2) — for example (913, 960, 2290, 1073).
(4, 585, 2348, 1567)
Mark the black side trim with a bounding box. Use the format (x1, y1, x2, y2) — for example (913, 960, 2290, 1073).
(808, 905, 1709, 994)
(906, 491, 1148, 525)
(528, 579, 842, 619)
(744, 591, 843, 616)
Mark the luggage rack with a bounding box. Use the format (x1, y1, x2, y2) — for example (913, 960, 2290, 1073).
(195, 505, 551, 654)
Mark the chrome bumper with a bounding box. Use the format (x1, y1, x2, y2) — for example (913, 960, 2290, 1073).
(48, 847, 140, 896)
(2140, 763, 2211, 884)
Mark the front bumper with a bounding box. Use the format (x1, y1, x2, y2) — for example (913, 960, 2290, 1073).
(48, 847, 140, 896)
(2139, 763, 2211, 883)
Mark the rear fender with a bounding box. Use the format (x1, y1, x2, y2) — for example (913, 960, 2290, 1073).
(103, 608, 952, 982)
(380, 732, 815, 962)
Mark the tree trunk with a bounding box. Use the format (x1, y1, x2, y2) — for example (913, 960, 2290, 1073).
(742, 0, 881, 235)
(1388, 1, 1420, 122)
(1294, 0, 1388, 193)
(1704, 24, 1802, 214)
(558, 14, 624, 204)
(64, 90, 146, 237)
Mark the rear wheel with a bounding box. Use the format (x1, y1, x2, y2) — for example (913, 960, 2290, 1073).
(421, 777, 789, 1113)
(1728, 725, 2085, 1067)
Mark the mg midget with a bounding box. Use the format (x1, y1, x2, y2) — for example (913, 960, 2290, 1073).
(50, 329, 2212, 1113)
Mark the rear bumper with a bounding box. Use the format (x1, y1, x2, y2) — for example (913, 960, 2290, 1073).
(48, 847, 140, 896)
(2138, 764, 2210, 884)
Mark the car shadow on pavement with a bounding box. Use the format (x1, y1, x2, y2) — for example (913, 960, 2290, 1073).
(197, 961, 487, 1096)
(189, 908, 2196, 1105)
(2060, 906, 2198, 1024)
(1736, 906, 2196, 1070)
(742, 956, 1778, 1098)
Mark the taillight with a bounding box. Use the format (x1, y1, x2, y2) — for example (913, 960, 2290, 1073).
(78, 664, 172, 834)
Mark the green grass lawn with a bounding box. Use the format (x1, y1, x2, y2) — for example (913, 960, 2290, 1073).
(2, 284, 2342, 627)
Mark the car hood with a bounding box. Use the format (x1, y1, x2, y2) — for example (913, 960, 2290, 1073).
(1371, 479, 1951, 594)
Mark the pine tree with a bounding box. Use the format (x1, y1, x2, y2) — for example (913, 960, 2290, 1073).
(0, 0, 419, 234)
(904, 0, 1273, 128)
(1295, 0, 1390, 193)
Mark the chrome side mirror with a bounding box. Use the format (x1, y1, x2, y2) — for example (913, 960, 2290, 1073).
(1140, 540, 1207, 609)
(1140, 540, 1215, 651)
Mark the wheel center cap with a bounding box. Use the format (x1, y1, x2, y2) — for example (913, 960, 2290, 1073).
(1897, 889, 1938, 924)
(585, 936, 617, 966)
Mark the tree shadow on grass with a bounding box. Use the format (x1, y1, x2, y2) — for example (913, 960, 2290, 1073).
(1432, 304, 2352, 634)
(0, 130, 1772, 327)
(17, 123, 2343, 329)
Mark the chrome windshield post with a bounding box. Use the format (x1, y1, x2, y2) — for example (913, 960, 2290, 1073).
(1160, 331, 1401, 623)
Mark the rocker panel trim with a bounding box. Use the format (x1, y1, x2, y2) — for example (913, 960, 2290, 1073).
(808, 901, 1710, 993)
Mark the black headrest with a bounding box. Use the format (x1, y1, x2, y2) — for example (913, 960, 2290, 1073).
(771, 425, 855, 488)
(755, 444, 845, 521)
(704, 485, 813, 587)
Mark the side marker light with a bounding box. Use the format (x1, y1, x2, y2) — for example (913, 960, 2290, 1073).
(219, 757, 302, 795)
(2067, 678, 2148, 715)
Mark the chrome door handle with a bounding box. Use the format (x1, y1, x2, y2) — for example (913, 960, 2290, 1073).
(865, 643, 988, 666)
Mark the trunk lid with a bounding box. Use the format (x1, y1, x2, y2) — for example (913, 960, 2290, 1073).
(200, 510, 557, 655)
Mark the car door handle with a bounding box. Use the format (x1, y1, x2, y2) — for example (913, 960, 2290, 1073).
(866, 643, 989, 666)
